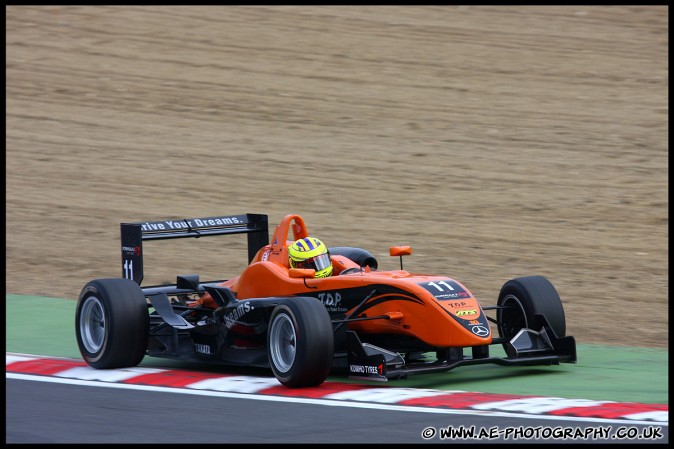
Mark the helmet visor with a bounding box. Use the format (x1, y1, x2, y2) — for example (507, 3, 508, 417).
(294, 252, 331, 272)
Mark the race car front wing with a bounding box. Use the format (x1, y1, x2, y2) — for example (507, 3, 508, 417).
(345, 314, 577, 381)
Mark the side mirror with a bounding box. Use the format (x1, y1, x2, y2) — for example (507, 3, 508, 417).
(389, 246, 412, 270)
(389, 246, 412, 257)
(176, 274, 200, 290)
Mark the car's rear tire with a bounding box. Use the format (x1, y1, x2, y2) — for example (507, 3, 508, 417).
(76, 278, 149, 369)
(496, 275, 566, 345)
(328, 247, 378, 270)
(267, 297, 334, 387)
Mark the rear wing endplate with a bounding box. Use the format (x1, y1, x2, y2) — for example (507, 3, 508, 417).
(120, 213, 269, 285)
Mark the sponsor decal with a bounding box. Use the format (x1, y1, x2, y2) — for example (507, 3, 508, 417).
(195, 343, 212, 355)
(471, 325, 490, 337)
(121, 245, 141, 256)
(349, 363, 383, 376)
(444, 301, 468, 308)
(223, 302, 253, 328)
(140, 216, 241, 232)
(261, 250, 270, 261)
(456, 309, 477, 316)
(317, 292, 347, 312)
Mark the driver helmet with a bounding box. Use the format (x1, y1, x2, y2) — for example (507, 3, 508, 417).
(288, 237, 333, 278)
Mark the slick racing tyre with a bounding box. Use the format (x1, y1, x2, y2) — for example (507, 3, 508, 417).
(328, 247, 378, 270)
(496, 275, 566, 346)
(267, 297, 334, 388)
(76, 278, 149, 369)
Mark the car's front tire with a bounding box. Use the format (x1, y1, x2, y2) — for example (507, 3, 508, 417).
(76, 278, 149, 369)
(267, 297, 334, 387)
(496, 275, 567, 344)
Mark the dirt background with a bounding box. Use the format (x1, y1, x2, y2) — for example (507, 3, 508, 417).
(6, 6, 668, 348)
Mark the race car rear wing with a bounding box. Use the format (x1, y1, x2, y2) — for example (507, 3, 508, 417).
(120, 214, 269, 285)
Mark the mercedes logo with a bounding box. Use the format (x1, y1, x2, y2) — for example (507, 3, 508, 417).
(472, 325, 489, 337)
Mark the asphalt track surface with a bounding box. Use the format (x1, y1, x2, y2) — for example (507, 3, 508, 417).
(5, 295, 668, 444)
(6, 377, 666, 444)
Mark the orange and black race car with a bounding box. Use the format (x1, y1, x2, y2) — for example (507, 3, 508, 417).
(76, 213, 576, 388)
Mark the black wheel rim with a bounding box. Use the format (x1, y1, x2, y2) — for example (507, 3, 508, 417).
(498, 294, 527, 340)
